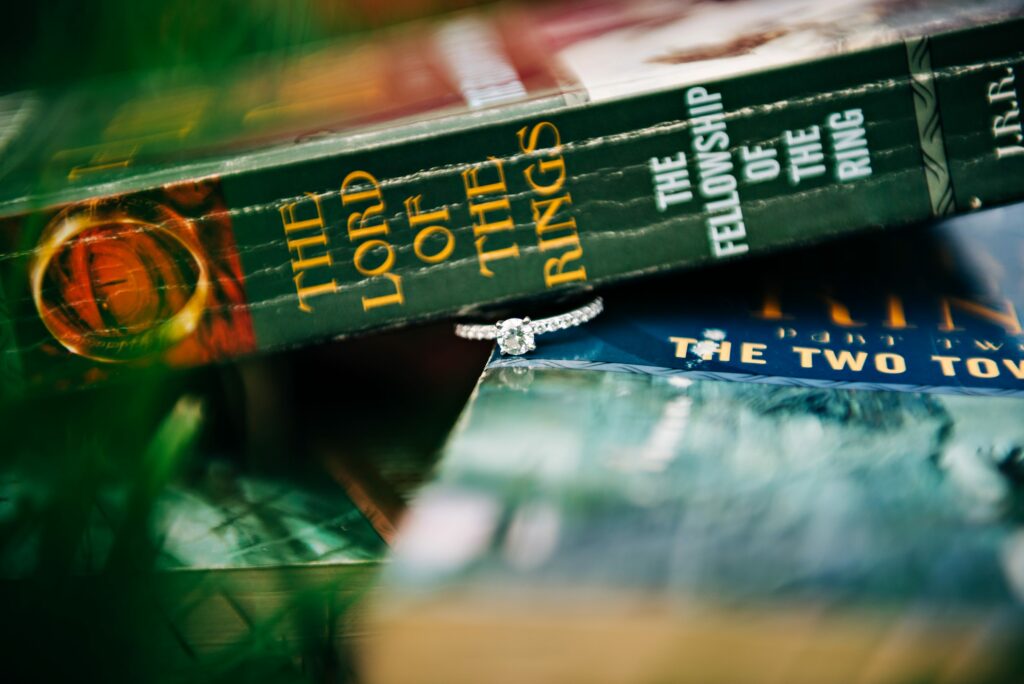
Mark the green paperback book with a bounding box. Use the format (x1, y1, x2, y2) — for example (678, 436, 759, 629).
(361, 202, 1024, 684)
(2, 0, 1024, 391)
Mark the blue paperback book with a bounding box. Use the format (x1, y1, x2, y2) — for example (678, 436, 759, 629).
(361, 203, 1024, 684)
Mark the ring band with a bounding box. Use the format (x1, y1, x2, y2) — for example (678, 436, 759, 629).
(455, 297, 604, 356)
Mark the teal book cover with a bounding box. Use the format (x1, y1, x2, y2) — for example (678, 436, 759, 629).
(362, 203, 1024, 684)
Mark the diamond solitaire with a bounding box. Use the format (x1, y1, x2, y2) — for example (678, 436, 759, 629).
(495, 318, 536, 355)
(454, 297, 604, 356)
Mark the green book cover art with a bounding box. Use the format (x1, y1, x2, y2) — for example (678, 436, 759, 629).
(360, 204, 1024, 684)
(2, 0, 1024, 394)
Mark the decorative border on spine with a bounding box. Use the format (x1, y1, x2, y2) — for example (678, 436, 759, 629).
(906, 36, 955, 217)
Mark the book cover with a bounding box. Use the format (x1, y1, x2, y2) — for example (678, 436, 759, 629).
(361, 202, 1024, 683)
(2, 0, 1024, 393)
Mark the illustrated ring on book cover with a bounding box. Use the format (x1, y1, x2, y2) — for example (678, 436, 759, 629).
(455, 296, 603, 355)
(29, 197, 215, 362)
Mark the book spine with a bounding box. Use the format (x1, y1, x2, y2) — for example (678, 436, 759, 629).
(2, 18, 1023, 389)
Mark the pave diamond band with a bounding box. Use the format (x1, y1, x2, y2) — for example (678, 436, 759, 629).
(454, 297, 604, 356)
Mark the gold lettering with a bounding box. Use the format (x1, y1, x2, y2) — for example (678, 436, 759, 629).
(414, 225, 455, 264)
(822, 349, 868, 371)
(967, 357, 1000, 378)
(280, 193, 335, 313)
(353, 240, 404, 311)
(517, 121, 561, 155)
(524, 156, 567, 196)
(288, 234, 331, 272)
(405, 195, 450, 227)
(405, 195, 455, 264)
(280, 192, 326, 233)
(462, 157, 509, 198)
(347, 210, 389, 242)
(543, 244, 587, 288)
(475, 239, 520, 278)
(532, 194, 575, 236)
(293, 272, 338, 313)
(538, 233, 581, 254)
(362, 273, 405, 311)
(669, 337, 731, 361)
(1002, 358, 1024, 379)
(792, 346, 820, 368)
(740, 342, 767, 365)
(931, 355, 961, 376)
(670, 337, 697, 358)
(341, 170, 383, 205)
(354, 239, 395, 277)
(875, 353, 906, 374)
(342, 173, 388, 241)
(705, 340, 732, 362)
(470, 198, 515, 234)
(464, 160, 518, 278)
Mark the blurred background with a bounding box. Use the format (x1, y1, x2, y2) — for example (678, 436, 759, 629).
(0, 319, 489, 681)
(2, 0, 500, 92)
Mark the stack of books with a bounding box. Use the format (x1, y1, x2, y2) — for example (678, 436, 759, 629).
(3, 0, 1024, 682)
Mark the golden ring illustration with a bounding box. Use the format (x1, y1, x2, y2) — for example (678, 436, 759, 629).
(29, 199, 210, 362)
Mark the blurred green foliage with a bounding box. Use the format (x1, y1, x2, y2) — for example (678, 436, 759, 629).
(0, 367, 366, 683)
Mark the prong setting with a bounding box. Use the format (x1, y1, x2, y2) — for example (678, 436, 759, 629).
(495, 318, 534, 356)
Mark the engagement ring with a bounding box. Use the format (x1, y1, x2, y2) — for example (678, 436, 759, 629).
(454, 297, 604, 356)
